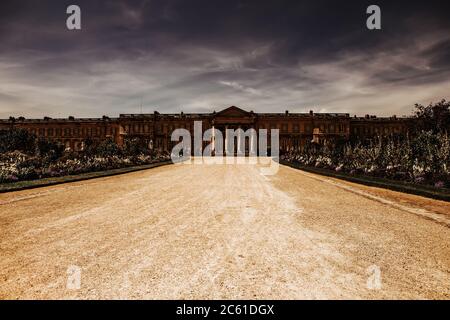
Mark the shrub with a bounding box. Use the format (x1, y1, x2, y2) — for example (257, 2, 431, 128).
(0, 129, 36, 154)
(285, 131, 449, 188)
(95, 139, 122, 157)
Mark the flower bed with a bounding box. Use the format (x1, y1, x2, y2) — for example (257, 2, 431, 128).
(0, 151, 170, 183)
(281, 131, 450, 189)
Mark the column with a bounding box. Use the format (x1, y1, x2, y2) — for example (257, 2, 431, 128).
(212, 125, 215, 155)
(224, 125, 228, 156)
(237, 125, 242, 156)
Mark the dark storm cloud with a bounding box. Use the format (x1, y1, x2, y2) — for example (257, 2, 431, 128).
(0, 0, 449, 117)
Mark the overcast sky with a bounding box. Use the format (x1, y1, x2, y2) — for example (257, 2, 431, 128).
(0, 0, 449, 118)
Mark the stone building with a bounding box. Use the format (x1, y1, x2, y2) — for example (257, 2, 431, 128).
(0, 106, 413, 153)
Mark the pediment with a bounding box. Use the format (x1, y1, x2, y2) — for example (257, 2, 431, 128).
(215, 106, 251, 117)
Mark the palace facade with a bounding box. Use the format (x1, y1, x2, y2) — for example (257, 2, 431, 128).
(0, 106, 413, 153)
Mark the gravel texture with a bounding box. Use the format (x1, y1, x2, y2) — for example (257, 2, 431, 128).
(0, 161, 449, 299)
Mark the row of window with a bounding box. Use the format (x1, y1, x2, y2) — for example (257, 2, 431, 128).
(124, 123, 152, 134)
(259, 123, 347, 133)
(27, 127, 117, 137)
(124, 122, 350, 134)
(123, 123, 197, 134)
(353, 126, 403, 135)
(25, 123, 401, 138)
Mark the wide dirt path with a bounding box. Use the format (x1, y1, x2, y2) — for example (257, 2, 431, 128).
(0, 162, 449, 299)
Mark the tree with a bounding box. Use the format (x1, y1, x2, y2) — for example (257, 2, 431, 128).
(0, 129, 36, 154)
(81, 137, 96, 156)
(124, 137, 149, 156)
(36, 137, 64, 160)
(95, 138, 121, 157)
(413, 99, 450, 133)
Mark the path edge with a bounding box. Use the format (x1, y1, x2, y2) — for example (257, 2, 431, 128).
(0, 161, 173, 194)
(280, 160, 450, 202)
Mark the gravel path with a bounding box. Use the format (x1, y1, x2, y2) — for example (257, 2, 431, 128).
(0, 162, 449, 299)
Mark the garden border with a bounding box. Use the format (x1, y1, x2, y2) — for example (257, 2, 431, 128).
(2, 159, 449, 201)
(280, 160, 450, 202)
(0, 160, 172, 193)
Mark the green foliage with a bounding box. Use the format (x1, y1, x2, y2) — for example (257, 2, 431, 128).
(413, 99, 450, 133)
(124, 137, 150, 156)
(95, 138, 122, 157)
(285, 130, 450, 188)
(36, 137, 64, 160)
(0, 129, 36, 154)
(81, 137, 96, 156)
